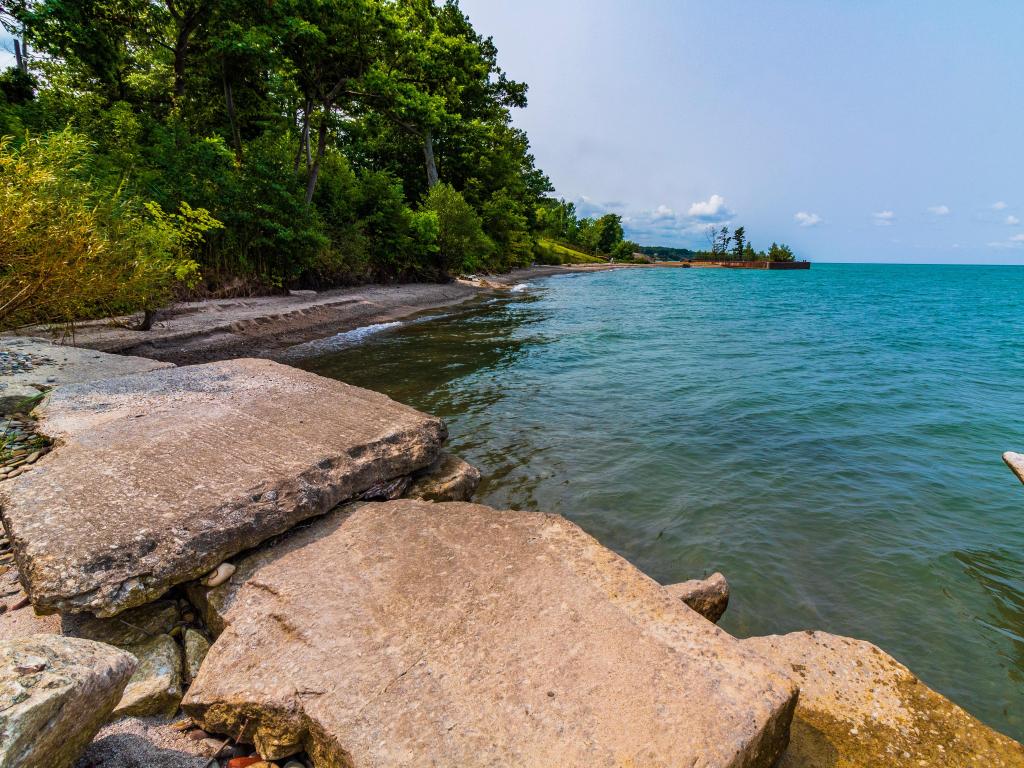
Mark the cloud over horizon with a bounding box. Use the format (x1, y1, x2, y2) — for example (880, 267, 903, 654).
(686, 194, 733, 222)
(927, 205, 951, 216)
(872, 210, 896, 226)
(794, 211, 822, 227)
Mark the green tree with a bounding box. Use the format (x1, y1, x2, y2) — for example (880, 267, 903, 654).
(731, 226, 746, 259)
(423, 182, 493, 277)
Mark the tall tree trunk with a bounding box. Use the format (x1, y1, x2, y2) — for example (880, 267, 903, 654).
(305, 113, 329, 204)
(173, 34, 188, 102)
(221, 63, 241, 159)
(294, 98, 312, 173)
(423, 128, 439, 188)
(13, 39, 25, 75)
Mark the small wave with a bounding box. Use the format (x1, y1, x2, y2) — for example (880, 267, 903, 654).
(334, 321, 403, 343)
(510, 282, 531, 293)
(283, 321, 404, 357)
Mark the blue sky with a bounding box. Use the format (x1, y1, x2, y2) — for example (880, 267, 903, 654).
(460, 0, 1024, 263)
(4, 4, 1022, 262)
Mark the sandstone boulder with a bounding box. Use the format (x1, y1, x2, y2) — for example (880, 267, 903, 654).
(0, 634, 136, 768)
(0, 359, 446, 616)
(405, 451, 481, 502)
(185, 500, 797, 767)
(664, 571, 730, 623)
(743, 630, 1024, 767)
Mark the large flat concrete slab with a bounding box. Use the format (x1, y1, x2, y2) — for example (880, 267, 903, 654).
(0, 337, 172, 414)
(743, 631, 1024, 767)
(0, 360, 446, 617)
(184, 500, 798, 768)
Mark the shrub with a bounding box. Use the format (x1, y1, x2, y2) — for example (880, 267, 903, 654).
(0, 130, 218, 330)
(423, 183, 494, 276)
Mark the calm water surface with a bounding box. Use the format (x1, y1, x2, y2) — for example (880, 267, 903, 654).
(303, 263, 1024, 738)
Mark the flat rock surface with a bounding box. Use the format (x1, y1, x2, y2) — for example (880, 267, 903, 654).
(743, 631, 1024, 767)
(0, 337, 172, 413)
(0, 360, 446, 617)
(185, 500, 797, 768)
(1, 634, 136, 768)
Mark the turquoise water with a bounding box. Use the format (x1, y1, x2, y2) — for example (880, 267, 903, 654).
(303, 263, 1024, 738)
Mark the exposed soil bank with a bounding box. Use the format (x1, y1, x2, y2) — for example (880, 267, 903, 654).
(8, 265, 617, 366)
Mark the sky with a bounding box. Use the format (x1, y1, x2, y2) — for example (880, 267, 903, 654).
(3, 4, 1022, 263)
(459, 0, 1024, 263)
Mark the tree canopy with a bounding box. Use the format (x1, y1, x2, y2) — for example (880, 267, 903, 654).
(0, 0, 562, 327)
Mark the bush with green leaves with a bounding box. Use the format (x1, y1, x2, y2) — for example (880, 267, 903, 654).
(0, 131, 218, 330)
(423, 183, 494, 276)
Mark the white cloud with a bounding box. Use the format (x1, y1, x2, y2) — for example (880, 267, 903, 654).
(872, 210, 896, 226)
(794, 211, 822, 227)
(1007, 215, 1020, 226)
(927, 205, 950, 216)
(990, 233, 1024, 249)
(993, 201, 1008, 210)
(687, 194, 733, 222)
(652, 204, 675, 220)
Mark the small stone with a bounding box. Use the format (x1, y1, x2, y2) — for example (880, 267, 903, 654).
(111, 634, 184, 718)
(187, 728, 211, 740)
(184, 627, 211, 683)
(201, 562, 236, 588)
(202, 737, 230, 755)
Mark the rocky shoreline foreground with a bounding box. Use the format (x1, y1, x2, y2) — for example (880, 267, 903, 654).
(1, 342, 1023, 767)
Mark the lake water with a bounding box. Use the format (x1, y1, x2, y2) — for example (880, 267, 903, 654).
(303, 263, 1024, 739)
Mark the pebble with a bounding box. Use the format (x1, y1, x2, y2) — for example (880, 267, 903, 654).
(186, 728, 210, 741)
(202, 737, 230, 756)
(201, 562, 236, 587)
(226, 758, 265, 768)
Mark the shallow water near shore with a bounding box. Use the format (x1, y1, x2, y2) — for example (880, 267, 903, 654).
(303, 263, 1024, 739)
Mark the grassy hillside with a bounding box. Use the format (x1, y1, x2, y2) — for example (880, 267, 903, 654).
(535, 238, 607, 265)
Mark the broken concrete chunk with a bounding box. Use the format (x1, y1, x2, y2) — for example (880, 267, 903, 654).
(743, 630, 1024, 767)
(664, 571, 730, 623)
(0, 359, 446, 617)
(111, 634, 183, 719)
(0, 634, 136, 768)
(185, 500, 797, 767)
(404, 451, 481, 502)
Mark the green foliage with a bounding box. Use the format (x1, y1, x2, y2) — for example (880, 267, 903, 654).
(0, 130, 214, 329)
(0, 0, 555, 319)
(769, 242, 796, 262)
(423, 182, 493, 276)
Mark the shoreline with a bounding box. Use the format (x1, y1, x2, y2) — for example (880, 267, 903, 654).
(6, 264, 619, 366)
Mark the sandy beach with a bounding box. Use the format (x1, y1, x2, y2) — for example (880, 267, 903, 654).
(9, 265, 616, 366)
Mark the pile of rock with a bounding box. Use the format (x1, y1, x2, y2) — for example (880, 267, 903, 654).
(0, 352, 1021, 768)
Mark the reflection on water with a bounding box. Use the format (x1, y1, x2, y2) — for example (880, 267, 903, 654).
(302, 264, 1024, 739)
